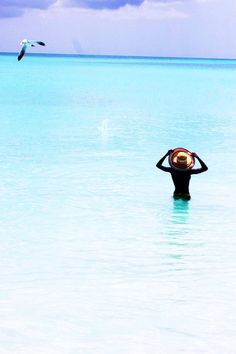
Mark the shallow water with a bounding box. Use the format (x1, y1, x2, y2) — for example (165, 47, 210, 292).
(0, 54, 236, 353)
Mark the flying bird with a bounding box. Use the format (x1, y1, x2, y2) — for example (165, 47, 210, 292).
(18, 39, 46, 61)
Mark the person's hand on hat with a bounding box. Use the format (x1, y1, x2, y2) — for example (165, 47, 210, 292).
(191, 152, 198, 158)
(168, 149, 174, 155)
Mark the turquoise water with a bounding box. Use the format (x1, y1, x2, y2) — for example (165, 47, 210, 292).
(0, 53, 236, 353)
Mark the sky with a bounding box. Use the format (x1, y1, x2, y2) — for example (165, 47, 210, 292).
(0, 0, 236, 58)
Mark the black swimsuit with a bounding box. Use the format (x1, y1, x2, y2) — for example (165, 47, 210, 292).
(171, 170, 191, 194)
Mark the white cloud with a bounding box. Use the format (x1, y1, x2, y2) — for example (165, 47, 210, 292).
(195, 0, 218, 3)
(52, 0, 188, 20)
(114, 1, 189, 20)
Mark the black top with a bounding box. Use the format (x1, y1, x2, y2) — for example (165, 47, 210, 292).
(171, 169, 198, 193)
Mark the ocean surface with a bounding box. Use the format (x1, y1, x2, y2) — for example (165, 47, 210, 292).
(0, 53, 236, 354)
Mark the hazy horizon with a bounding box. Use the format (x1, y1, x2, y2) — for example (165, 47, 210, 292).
(1, 52, 236, 61)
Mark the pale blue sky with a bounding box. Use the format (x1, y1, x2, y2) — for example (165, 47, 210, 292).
(1, 0, 236, 58)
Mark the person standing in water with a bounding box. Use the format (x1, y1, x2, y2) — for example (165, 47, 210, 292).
(156, 148, 208, 200)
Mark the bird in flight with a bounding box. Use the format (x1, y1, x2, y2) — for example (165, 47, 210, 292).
(18, 39, 46, 61)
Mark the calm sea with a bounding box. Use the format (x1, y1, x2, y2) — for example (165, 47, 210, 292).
(0, 53, 236, 353)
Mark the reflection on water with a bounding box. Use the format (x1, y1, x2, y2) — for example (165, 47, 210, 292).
(157, 198, 190, 242)
(159, 199, 192, 267)
(172, 198, 189, 225)
(166, 198, 190, 239)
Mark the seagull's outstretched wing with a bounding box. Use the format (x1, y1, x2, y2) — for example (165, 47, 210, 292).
(18, 44, 27, 61)
(36, 41, 45, 46)
(30, 40, 46, 46)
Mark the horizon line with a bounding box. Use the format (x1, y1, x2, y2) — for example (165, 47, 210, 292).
(1, 51, 236, 61)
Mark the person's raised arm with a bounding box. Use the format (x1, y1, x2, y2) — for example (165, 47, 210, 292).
(156, 150, 172, 172)
(191, 153, 208, 174)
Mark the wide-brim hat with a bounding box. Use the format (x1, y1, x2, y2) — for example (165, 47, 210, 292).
(169, 147, 195, 170)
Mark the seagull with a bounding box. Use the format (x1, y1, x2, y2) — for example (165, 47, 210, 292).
(18, 39, 46, 61)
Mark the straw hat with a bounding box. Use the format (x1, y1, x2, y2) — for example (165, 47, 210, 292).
(169, 148, 195, 170)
